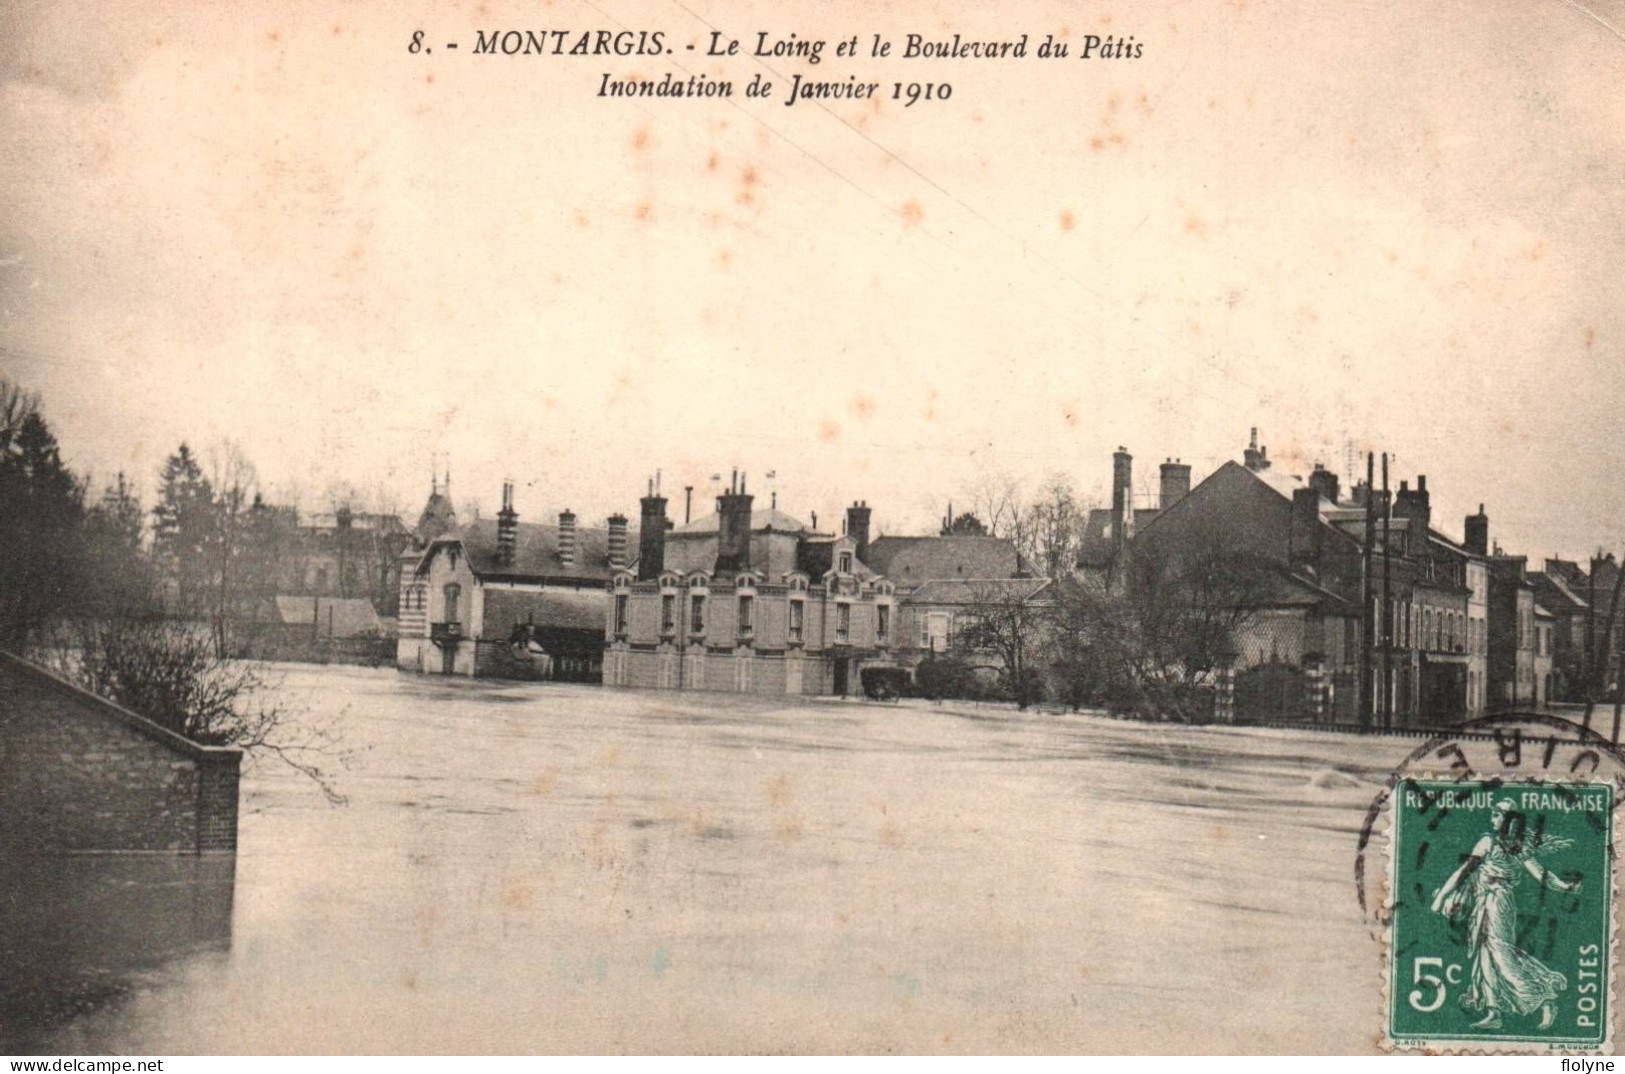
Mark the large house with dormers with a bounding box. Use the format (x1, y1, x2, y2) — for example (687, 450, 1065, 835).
(604, 471, 1042, 696)
(604, 474, 898, 696)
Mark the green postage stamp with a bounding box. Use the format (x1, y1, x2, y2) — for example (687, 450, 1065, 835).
(1388, 778, 1615, 1051)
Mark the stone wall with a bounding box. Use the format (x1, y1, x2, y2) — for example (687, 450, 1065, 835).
(0, 654, 242, 855)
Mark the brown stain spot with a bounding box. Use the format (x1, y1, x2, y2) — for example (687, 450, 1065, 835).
(850, 393, 876, 420)
(818, 419, 841, 443)
(1063, 406, 1077, 428)
(501, 880, 534, 911)
(1099, 13, 1113, 25)
(736, 166, 759, 206)
(599, 743, 622, 765)
(879, 820, 903, 848)
(634, 202, 653, 223)
(631, 126, 651, 152)
(268, 28, 281, 43)
(900, 199, 925, 226)
(531, 772, 556, 797)
(1584, 326, 1595, 350)
(923, 388, 938, 422)
(1137, 93, 1152, 114)
(425, 72, 435, 84)
(1059, 209, 1075, 232)
(1089, 137, 1105, 152)
(331, 24, 342, 36)
(716, 248, 732, 268)
(1528, 240, 1546, 262)
(774, 816, 805, 841)
(1109, 132, 1126, 147)
(706, 151, 719, 171)
(403, 969, 419, 990)
(1184, 214, 1209, 239)
(764, 773, 794, 808)
(574, 210, 590, 229)
(1187, 319, 1204, 337)
(1385, 250, 1399, 266)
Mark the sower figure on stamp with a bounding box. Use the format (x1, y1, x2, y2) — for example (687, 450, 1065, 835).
(1430, 799, 1581, 1031)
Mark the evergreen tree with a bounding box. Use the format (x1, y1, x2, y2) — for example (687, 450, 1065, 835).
(151, 444, 216, 616)
(0, 395, 85, 651)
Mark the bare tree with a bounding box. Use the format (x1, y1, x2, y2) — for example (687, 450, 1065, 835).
(953, 579, 1053, 709)
(1019, 474, 1091, 581)
(959, 469, 1024, 539)
(1056, 535, 1277, 721)
(65, 616, 349, 802)
(204, 440, 260, 656)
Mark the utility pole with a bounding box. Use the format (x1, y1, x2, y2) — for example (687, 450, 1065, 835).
(1382, 453, 1393, 731)
(1361, 452, 1375, 731)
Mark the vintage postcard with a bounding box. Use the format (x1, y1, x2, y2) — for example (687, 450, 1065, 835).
(3, 0, 1625, 1058)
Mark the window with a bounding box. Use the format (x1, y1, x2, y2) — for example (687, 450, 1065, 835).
(614, 594, 628, 635)
(877, 605, 890, 642)
(922, 612, 951, 652)
(788, 599, 803, 643)
(836, 603, 851, 643)
(690, 594, 706, 634)
(738, 594, 754, 635)
(839, 551, 853, 574)
(442, 583, 461, 620)
(661, 594, 676, 634)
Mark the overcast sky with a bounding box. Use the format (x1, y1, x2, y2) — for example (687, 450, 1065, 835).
(3, 0, 1623, 559)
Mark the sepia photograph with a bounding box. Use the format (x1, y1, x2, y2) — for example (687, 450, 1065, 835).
(4, 0, 1625, 1057)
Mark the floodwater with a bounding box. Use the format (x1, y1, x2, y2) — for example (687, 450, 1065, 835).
(5, 665, 1422, 1053)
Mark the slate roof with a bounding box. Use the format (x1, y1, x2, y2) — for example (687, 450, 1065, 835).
(481, 588, 608, 637)
(864, 535, 1025, 585)
(420, 518, 623, 583)
(672, 508, 812, 535)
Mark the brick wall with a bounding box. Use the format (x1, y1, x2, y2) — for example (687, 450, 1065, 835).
(0, 655, 242, 855)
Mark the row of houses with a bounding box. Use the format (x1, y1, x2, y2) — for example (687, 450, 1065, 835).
(385, 432, 1623, 722)
(394, 471, 1047, 695)
(1077, 429, 1621, 726)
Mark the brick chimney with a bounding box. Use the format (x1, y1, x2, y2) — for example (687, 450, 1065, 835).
(1308, 463, 1340, 505)
(637, 479, 667, 582)
(1394, 475, 1431, 559)
(1111, 447, 1133, 552)
(1243, 427, 1271, 472)
(558, 509, 577, 567)
(1289, 486, 1321, 574)
(496, 481, 518, 567)
(846, 500, 872, 564)
(1158, 459, 1191, 510)
(607, 513, 629, 569)
(1464, 504, 1489, 556)
(714, 469, 755, 574)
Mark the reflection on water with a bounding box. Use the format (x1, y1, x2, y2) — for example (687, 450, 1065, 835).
(0, 855, 235, 1053)
(3, 665, 1425, 1053)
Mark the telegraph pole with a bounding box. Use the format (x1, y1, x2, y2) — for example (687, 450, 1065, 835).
(1361, 452, 1375, 731)
(1382, 452, 1393, 730)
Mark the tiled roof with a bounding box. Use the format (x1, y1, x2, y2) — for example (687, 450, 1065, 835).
(865, 535, 1025, 584)
(481, 587, 608, 636)
(426, 518, 623, 582)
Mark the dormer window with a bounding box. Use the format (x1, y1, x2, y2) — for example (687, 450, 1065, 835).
(738, 594, 755, 638)
(839, 551, 853, 574)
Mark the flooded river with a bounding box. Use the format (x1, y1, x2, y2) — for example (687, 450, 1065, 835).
(6, 664, 1408, 1053)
